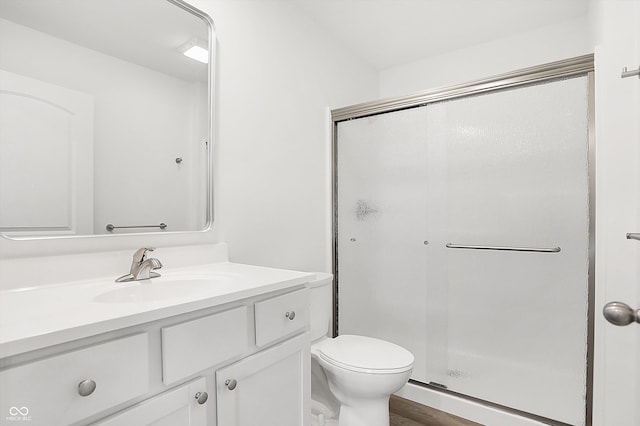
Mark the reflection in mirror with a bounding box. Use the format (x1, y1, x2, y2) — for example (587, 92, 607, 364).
(0, 0, 212, 238)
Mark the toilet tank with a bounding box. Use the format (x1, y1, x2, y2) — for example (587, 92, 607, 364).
(309, 272, 333, 342)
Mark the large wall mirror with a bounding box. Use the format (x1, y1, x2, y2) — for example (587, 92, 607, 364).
(0, 0, 213, 239)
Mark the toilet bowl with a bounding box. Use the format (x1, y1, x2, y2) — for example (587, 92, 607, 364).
(313, 334, 413, 426)
(309, 274, 414, 426)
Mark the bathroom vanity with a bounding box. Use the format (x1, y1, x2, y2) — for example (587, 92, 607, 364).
(0, 247, 313, 426)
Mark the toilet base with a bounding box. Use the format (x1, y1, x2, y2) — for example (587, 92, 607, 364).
(311, 412, 338, 426)
(338, 397, 390, 426)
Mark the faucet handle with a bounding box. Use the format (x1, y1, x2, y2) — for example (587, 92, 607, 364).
(132, 247, 155, 263)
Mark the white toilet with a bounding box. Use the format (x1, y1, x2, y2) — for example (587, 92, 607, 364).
(309, 273, 414, 426)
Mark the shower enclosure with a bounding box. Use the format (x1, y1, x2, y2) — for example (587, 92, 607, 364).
(333, 56, 594, 426)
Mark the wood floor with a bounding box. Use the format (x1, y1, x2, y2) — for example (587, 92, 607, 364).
(389, 395, 483, 426)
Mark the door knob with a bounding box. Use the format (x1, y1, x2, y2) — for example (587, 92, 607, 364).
(603, 301, 640, 326)
(225, 379, 238, 390)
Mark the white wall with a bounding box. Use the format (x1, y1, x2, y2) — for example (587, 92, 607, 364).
(378, 16, 591, 98)
(188, 0, 379, 272)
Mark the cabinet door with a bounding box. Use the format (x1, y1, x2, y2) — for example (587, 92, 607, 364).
(216, 334, 309, 426)
(92, 377, 208, 426)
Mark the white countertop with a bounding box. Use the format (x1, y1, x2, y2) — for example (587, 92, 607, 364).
(0, 262, 314, 358)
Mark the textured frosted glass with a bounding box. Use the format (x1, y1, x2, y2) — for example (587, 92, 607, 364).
(337, 76, 589, 425)
(337, 107, 429, 381)
(426, 77, 589, 425)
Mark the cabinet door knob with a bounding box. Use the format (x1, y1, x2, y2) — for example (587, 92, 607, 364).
(194, 391, 208, 405)
(285, 311, 296, 320)
(225, 379, 238, 391)
(78, 379, 96, 397)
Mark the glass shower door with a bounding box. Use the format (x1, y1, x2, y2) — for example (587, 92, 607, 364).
(336, 75, 590, 425)
(336, 106, 430, 382)
(424, 76, 589, 425)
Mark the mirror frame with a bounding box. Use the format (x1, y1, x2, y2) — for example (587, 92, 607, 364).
(0, 0, 215, 243)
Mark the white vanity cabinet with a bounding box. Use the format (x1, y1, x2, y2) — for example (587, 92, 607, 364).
(0, 284, 311, 426)
(216, 334, 309, 426)
(216, 288, 310, 426)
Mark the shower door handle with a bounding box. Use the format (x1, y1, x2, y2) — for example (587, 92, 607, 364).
(603, 302, 640, 326)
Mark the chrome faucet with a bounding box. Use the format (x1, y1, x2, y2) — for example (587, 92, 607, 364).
(116, 247, 163, 282)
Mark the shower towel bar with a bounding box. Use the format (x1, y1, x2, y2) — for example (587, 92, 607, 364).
(445, 243, 561, 253)
(626, 233, 640, 241)
(621, 66, 640, 79)
(106, 223, 167, 232)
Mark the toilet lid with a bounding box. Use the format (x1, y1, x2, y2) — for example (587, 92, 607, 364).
(316, 335, 414, 373)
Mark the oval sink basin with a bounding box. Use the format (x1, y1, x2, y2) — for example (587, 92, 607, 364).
(94, 278, 220, 303)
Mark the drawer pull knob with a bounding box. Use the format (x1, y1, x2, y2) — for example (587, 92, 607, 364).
(225, 379, 238, 391)
(78, 379, 96, 397)
(194, 391, 209, 405)
(285, 311, 296, 320)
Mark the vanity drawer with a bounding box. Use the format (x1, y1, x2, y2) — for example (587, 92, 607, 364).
(255, 288, 309, 347)
(161, 306, 249, 385)
(0, 333, 149, 426)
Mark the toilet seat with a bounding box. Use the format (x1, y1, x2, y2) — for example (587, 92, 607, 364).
(316, 335, 414, 374)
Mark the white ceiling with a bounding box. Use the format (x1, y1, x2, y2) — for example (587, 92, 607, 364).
(292, 0, 590, 70)
(0, 0, 590, 77)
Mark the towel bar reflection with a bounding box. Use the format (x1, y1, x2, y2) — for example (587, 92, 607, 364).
(106, 223, 167, 232)
(446, 243, 561, 253)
